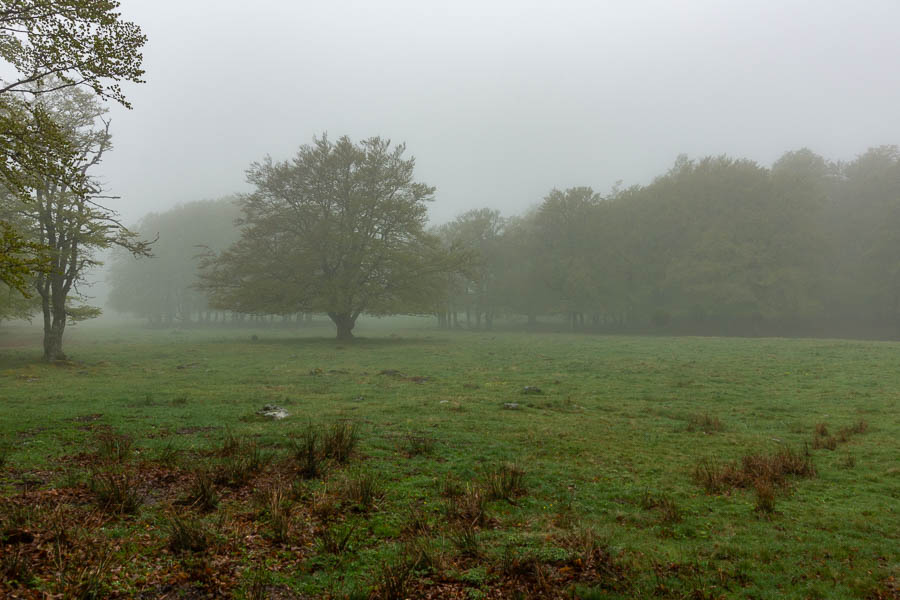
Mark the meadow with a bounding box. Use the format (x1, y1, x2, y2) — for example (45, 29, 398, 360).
(0, 320, 897, 599)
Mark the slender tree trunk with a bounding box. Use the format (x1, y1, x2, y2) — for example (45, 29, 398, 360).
(42, 290, 67, 362)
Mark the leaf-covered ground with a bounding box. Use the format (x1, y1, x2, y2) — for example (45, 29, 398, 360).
(0, 321, 898, 598)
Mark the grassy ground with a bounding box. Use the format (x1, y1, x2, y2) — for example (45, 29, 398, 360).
(0, 320, 898, 599)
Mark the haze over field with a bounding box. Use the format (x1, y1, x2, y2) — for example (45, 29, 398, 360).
(97, 0, 900, 225)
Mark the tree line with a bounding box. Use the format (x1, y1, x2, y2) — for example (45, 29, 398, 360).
(101, 144, 900, 340)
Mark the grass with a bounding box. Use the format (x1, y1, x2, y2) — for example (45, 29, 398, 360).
(0, 321, 898, 598)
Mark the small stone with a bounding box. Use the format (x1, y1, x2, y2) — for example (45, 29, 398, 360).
(522, 386, 543, 395)
(256, 404, 289, 419)
(503, 403, 520, 410)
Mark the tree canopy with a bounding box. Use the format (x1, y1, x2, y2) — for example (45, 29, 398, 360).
(201, 135, 460, 340)
(0, 0, 145, 293)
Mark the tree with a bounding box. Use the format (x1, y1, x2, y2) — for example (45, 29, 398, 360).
(201, 135, 461, 340)
(10, 85, 150, 360)
(0, 0, 145, 290)
(436, 208, 505, 329)
(108, 198, 241, 325)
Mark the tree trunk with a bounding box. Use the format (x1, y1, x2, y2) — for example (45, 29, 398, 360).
(329, 312, 357, 340)
(42, 292, 67, 362)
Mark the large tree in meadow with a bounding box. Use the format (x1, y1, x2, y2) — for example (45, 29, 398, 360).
(201, 135, 460, 340)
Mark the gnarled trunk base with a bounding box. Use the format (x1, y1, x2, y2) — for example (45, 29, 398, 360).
(329, 312, 357, 341)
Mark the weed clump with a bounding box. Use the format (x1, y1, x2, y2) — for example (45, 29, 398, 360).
(443, 483, 489, 526)
(256, 484, 292, 543)
(316, 520, 358, 555)
(753, 478, 776, 515)
(166, 515, 214, 553)
(0, 546, 30, 586)
(186, 470, 219, 512)
(686, 413, 724, 433)
(90, 470, 142, 514)
(291, 422, 323, 479)
(484, 462, 527, 502)
(322, 421, 359, 464)
(400, 431, 436, 457)
(640, 491, 682, 524)
(693, 446, 815, 495)
(96, 431, 133, 462)
(812, 420, 868, 450)
(342, 470, 384, 511)
(214, 435, 271, 487)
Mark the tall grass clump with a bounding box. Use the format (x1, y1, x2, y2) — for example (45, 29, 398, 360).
(322, 421, 359, 464)
(291, 422, 323, 479)
(484, 462, 527, 502)
(89, 470, 142, 514)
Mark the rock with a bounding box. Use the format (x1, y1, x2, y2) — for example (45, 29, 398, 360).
(522, 386, 543, 395)
(256, 404, 289, 420)
(503, 402, 521, 410)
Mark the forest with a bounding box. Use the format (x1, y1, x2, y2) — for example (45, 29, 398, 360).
(97, 145, 900, 340)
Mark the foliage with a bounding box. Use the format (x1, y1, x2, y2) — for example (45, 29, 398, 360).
(200, 135, 466, 339)
(0, 0, 145, 291)
(106, 198, 241, 325)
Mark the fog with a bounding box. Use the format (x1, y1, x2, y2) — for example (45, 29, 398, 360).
(97, 0, 900, 226)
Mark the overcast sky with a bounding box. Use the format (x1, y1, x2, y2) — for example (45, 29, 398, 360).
(97, 0, 900, 226)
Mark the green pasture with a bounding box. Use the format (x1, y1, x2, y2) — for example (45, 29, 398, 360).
(0, 321, 897, 598)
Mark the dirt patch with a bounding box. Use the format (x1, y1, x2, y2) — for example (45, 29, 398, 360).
(176, 426, 222, 435)
(72, 413, 104, 423)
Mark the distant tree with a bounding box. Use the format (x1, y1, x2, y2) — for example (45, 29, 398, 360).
(437, 208, 505, 329)
(10, 85, 150, 360)
(0, 0, 146, 291)
(201, 135, 463, 340)
(107, 199, 241, 325)
(533, 187, 604, 328)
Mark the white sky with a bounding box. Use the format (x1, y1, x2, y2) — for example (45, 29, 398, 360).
(97, 0, 900, 226)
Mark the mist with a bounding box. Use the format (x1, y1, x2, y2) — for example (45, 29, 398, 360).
(96, 0, 900, 226)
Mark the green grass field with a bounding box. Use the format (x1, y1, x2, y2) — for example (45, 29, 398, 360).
(0, 321, 898, 599)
